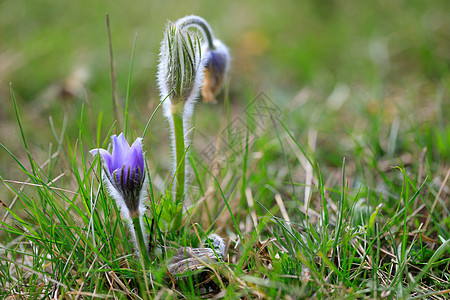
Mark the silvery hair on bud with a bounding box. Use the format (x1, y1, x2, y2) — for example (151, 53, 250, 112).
(157, 20, 205, 121)
(203, 39, 230, 72)
(175, 15, 214, 45)
(203, 233, 226, 257)
(201, 39, 230, 70)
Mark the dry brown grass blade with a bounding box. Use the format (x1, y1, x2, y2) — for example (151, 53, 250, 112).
(1, 151, 61, 224)
(245, 187, 259, 233)
(3, 177, 75, 194)
(424, 168, 450, 230)
(275, 194, 291, 225)
(74, 254, 99, 300)
(1, 255, 68, 290)
(65, 291, 115, 299)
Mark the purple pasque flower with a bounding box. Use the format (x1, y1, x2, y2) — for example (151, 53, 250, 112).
(90, 133, 146, 214)
(201, 39, 230, 103)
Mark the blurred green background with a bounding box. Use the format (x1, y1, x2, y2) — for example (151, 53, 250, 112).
(0, 0, 449, 197)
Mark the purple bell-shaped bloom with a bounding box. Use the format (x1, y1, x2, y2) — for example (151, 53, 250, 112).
(201, 39, 230, 103)
(90, 133, 146, 215)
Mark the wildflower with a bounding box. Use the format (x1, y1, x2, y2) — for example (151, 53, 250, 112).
(157, 18, 205, 225)
(156, 15, 229, 230)
(90, 133, 146, 217)
(90, 133, 149, 260)
(173, 15, 230, 103)
(201, 39, 230, 103)
(157, 20, 204, 109)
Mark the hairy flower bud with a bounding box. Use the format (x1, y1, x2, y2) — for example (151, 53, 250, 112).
(203, 233, 226, 257)
(157, 21, 204, 107)
(201, 40, 230, 103)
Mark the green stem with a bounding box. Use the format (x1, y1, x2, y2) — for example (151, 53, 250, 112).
(132, 215, 150, 263)
(131, 215, 151, 297)
(177, 16, 215, 50)
(172, 105, 185, 229)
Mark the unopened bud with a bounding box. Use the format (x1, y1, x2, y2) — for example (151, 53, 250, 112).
(157, 21, 204, 106)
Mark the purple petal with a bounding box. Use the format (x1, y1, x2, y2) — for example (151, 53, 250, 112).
(118, 133, 131, 151)
(111, 133, 130, 171)
(128, 138, 145, 174)
(90, 148, 114, 174)
(92, 134, 145, 191)
(208, 50, 226, 74)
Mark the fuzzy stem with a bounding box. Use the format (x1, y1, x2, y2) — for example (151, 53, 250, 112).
(177, 16, 215, 50)
(131, 214, 150, 263)
(131, 213, 151, 297)
(172, 104, 185, 229)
